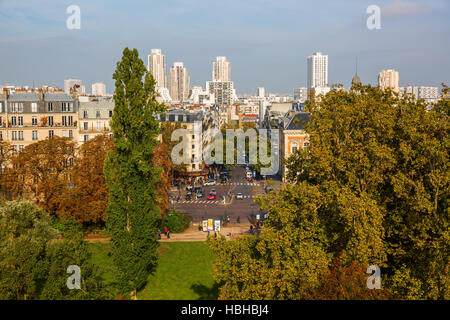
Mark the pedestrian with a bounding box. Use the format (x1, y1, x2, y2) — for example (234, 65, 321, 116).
(214, 232, 217, 238)
(207, 231, 210, 237)
(167, 230, 170, 239)
(157, 229, 161, 240)
(164, 226, 168, 235)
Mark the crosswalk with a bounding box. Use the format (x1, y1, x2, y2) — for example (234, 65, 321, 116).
(177, 195, 256, 204)
(218, 182, 261, 186)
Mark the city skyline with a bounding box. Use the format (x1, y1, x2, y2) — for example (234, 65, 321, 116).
(0, 0, 449, 94)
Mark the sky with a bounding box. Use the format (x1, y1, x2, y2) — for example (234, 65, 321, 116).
(0, 0, 449, 95)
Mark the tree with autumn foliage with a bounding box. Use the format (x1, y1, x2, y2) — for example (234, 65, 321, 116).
(2, 136, 76, 216)
(0, 141, 13, 198)
(63, 134, 113, 227)
(209, 84, 449, 300)
(152, 142, 174, 216)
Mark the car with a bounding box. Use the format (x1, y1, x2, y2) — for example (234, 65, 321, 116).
(203, 180, 216, 186)
(186, 186, 193, 192)
(196, 190, 204, 198)
(185, 193, 192, 201)
(210, 188, 217, 195)
(194, 187, 202, 193)
(236, 193, 243, 200)
(208, 193, 216, 200)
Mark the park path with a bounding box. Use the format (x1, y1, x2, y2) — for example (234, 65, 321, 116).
(84, 224, 251, 243)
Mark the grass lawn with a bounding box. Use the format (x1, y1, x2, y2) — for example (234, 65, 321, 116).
(88, 241, 218, 300)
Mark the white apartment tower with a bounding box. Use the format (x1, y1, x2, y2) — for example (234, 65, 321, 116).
(213, 56, 231, 82)
(378, 69, 399, 93)
(64, 78, 82, 95)
(169, 62, 190, 103)
(91, 82, 106, 96)
(307, 52, 328, 90)
(148, 49, 168, 89)
(257, 87, 265, 98)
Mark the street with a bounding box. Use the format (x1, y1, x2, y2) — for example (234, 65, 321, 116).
(170, 165, 268, 223)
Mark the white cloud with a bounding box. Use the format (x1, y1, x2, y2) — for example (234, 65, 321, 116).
(383, 0, 429, 17)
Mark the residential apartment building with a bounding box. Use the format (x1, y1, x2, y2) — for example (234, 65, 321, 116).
(293, 87, 308, 102)
(278, 111, 311, 178)
(378, 69, 399, 93)
(0, 90, 79, 152)
(307, 52, 328, 90)
(78, 99, 114, 144)
(91, 82, 107, 96)
(206, 81, 236, 106)
(212, 56, 231, 82)
(169, 62, 190, 103)
(158, 108, 219, 175)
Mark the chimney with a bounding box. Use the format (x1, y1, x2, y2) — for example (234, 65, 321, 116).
(3, 88, 7, 99)
(289, 110, 296, 117)
(38, 89, 44, 100)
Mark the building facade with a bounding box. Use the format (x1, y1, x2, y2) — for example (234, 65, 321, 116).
(0, 91, 79, 152)
(169, 62, 190, 103)
(78, 99, 114, 144)
(212, 56, 231, 82)
(378, 69, 399, 93)
(91, 82, 107, 96)
(307, 52, 328, 90)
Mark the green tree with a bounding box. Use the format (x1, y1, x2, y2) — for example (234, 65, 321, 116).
(209, 84, 448, 300)
(104, 48, 165, 299)
(285, 84, 449, 299)
(0, 200, 107, 300)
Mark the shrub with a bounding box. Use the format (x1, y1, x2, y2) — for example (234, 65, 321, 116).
(160, 210, 191, 233)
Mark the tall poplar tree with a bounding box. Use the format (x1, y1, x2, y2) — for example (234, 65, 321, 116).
(104, 48, 165, 298)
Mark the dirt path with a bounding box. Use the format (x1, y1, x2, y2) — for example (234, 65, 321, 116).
(84, 224, 251, 243)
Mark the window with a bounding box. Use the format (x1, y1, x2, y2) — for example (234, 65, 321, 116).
(47, 102, 54, 112)
(0, 102, 2, 113)
(68, 116, 73, 126)
(83, 122, 88, 130)
(69, 130, 73, 138)
(11, 117, 17, 127)
(96, 110, 101, 118)
(84, 135, 89, 142)
(61, 102, 73, 112)
(83, 110, 88, 118)
(19, 145, 24, 152)
(192, 144, 195, 150)
(11, 103, 24, 113)
(0, 131, 2, 140)
(31, 103, 37, 112)
(18, 116, 23, 127)
(291, 142, 298, 154)
(303, 142, 310, 149)
(32, 130, 38, 141)
(96, 121, 102, 131)
(49, 130, 54, 138)
(109, 110, 113, 118)
(18, 131, 24, 141)
(13, 145, 18, 153)
(62, 116, 67, 127)
(12, 131, 17, 141)
(32, 116, 37, 126)
(192, 164, 196, 169)
(48, 116, 54, 126)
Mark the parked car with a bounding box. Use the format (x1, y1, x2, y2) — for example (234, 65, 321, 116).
(185, 193, 192, 201)
(194, 187, 202, 193)
(210, 188, 217, 195)
(196, 190, 204, 198)
(186, 186, 193, 192)
(236, 193, 243, 200)
(208, 193, 216, 200)
(204, 180, 216, 186)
